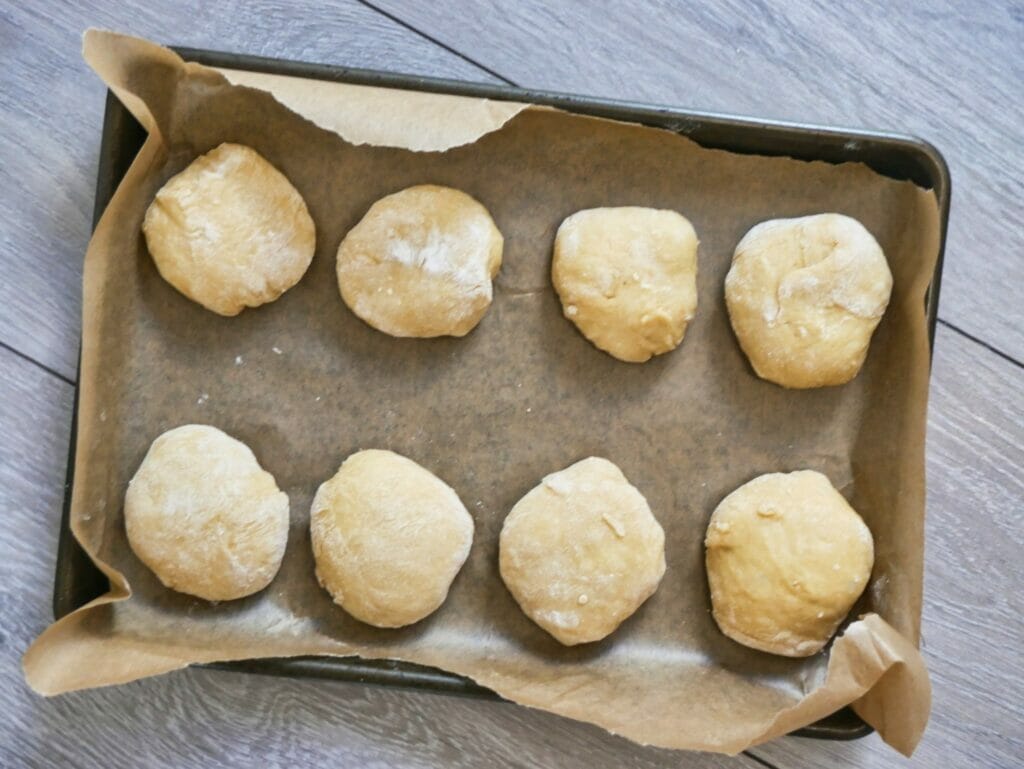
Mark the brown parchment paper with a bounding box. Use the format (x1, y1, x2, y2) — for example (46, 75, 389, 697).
(24, 30, 938, 756)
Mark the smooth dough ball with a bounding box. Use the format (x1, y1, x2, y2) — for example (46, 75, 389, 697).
(725, 213, 893, 388)
(142, 143, 316, 316)
(705, 470, 874, 657)
(124, 425, 289, 601)
(499, 457, 666, 645)
(310, 449, 474, 628)
(552, 207, 699, 363)
(336, 185, 503, 337)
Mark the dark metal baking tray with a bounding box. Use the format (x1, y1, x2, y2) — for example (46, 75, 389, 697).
(53, 45, 951, 743)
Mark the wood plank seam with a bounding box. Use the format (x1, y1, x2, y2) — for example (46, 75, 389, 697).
(938, 318, 1024, 371)
(357, 0, 517, 85)
(743, 751, 782, 769)
(0, 338, 75, 387)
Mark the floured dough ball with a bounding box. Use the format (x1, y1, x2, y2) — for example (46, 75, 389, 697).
(310, 449, 474, 628)
(725, 213, 893, 388)
(499, 457, 666, 645)
(552, 207, 699, 362)
(142, 143, 316, 316)
(124, 425, 290, 601)
(705, 470, 874, 657)
(336, 185, 503, 337)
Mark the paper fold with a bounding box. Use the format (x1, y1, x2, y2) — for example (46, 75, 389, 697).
(218, 68, 527, 152)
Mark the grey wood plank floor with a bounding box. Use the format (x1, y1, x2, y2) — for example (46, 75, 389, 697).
(1, 2, 1021, 768)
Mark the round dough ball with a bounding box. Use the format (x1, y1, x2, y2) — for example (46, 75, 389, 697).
(725, 213, 892, 388)
(705, 470, 874, 657)
(336, 185, 503, 337)
(552, 207, 699, 363)
(499, 457, 666, 645)
(310, 449, 474, 628)
(125, 425, 289, 601)
(142, 143, 316, 316)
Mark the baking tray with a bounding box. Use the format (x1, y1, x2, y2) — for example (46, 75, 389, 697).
(53, 46, 950, 742)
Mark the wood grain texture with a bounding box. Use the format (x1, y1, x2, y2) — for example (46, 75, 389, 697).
(0, 0, 499, 381)
(375, 0, 1024, 363)
(0, 338, 759, 768)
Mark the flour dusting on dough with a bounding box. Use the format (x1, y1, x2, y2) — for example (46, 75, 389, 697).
(384, 222, 491, 295)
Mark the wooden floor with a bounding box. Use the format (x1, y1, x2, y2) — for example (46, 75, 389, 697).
(1, 2, 1021, 767)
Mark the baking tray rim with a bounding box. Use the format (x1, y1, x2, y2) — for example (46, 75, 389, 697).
(52, 44, 952, 744)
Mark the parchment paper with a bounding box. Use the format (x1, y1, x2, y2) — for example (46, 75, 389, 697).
(24, 30, 938, 756)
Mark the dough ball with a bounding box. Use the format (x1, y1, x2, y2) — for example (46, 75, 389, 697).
(310, 449, 474, 628)
(124, 425, 290, 601)
(552, 207, 699, 362)
(499, 457, 666, 645)
(705, 470, 874, 657)
(336, 185, 503, 337)
(142, 143, 316, 316)
(725, 213, 892, 388)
